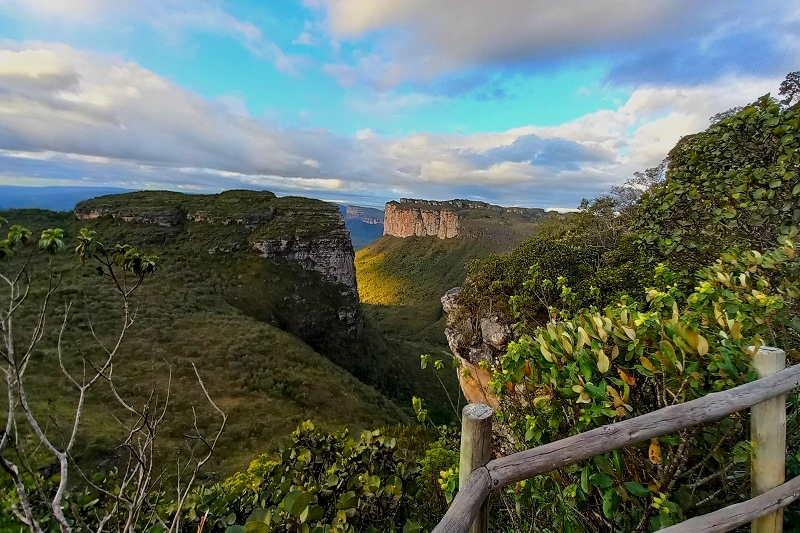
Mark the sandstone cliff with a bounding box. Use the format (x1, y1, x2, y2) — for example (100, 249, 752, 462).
(251, 230, 357, 291)
(383, 198, 547, 241)
(384, 201, 460, 239)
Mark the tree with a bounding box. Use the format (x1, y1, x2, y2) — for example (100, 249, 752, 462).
(0, 219, 226, 533)
(779, 71, 800, 107)
(638, 95, 800, 270)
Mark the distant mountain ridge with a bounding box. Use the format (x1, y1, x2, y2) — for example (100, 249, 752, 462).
(337, 204, 384, 250)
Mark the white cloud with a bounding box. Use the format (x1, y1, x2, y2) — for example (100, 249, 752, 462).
(311, 0, 797, 89)
(292, 32, 314, 46)
(0, 43, 786, 208)
(0, 0, 307, 73)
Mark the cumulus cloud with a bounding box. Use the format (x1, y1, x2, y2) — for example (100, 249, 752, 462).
(312, 0, 799, 90)
(0, 43, 784, 208)
(0, 0, 307, 73)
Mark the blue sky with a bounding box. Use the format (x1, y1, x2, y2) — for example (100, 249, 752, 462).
(0, 1, 797, 208)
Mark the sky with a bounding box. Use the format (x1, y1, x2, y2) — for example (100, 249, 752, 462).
(0, 1, 797, 209)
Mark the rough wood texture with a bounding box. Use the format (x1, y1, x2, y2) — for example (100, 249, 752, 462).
(431, 467, 492, 533)
(751, 347, 787, 533)
(459, 404, 493, 533)
(658, 475, 800, 533)
(488, 364, 800, 487)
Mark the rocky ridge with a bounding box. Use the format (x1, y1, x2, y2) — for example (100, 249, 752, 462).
(343, 205, 383, 225)
(76, 190, 358, 292)
(383, 198, 547, 240)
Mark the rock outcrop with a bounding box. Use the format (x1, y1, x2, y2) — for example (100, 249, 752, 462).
(384, 201, 460, 239)
(383, 198, 547, 240)
(77, 206, 187, 227)
(442, 286, 516, 409)
(252, 228, 358, 291)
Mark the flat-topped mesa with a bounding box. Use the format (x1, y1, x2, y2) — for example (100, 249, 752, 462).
(383, 198, 547, 240)
(75, 190, 358, 292)
(384, 201, 460, 239)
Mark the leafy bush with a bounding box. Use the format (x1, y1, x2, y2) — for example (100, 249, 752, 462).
(488, 236, 799, 531)
(184, 421, 427, 533)
(638, 97, 800, 270)
(418, 439, 459, 520)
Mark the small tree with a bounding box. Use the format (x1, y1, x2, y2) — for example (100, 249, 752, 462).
(0, 219, 226, 533)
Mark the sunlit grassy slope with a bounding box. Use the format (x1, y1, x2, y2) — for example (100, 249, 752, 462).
(356, 235, 522, 343)
(1, 198, 408, 480)
(355, 234, 536, 422)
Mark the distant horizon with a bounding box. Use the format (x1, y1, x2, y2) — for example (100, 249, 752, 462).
(0, 184, 581, 212)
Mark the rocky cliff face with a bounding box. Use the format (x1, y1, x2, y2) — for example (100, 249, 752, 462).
(384, 201, 461, 239)
(442, 287, 515, 408)
(383, 198, 547, 240)
(251, 228, 357, 292)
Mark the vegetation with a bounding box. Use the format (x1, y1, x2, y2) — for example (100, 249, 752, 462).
(355, 234, 535, 423)
(5, 74, 800, 532)
(0, 195, 408, 482)
(189, 421, 428, 533)
(453, 76, 800, 531)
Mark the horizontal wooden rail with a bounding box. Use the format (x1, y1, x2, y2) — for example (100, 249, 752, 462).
(432, 363, 800, 533)
(658, 475, 800, 533)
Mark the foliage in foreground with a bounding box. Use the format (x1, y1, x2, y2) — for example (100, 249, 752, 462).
(450, 79, 800, 532)
(489, 237, 800, 531)
(192, 421, 427, 533)
(2, 422, 435, 533)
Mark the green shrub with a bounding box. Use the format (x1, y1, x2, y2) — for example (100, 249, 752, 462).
(186, 421, 427, 533)
(418, 439, 459, 521)
(490, 237, 800, 531)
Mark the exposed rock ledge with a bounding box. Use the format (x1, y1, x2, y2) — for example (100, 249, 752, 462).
(383, 202, 460, 239)
(252, 231, 358, 292)
(442, 287, 516, 409)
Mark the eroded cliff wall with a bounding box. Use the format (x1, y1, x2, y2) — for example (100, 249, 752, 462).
(251, 230, 357, 291)
(383, 198, 547, 241)
(384, 201, 460, 239)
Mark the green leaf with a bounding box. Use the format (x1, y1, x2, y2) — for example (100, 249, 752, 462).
(602, 488, 619, 518)
(589, 473, 613, 489)
(624, 481, 650, 497)
(283, 490, 315, 519)
(337, 491, 358, 510)
(244, 522, 270, 533)
(659, 435, 681, 446)
(226, 527, 246, 533)
(246, 508, 269, 523)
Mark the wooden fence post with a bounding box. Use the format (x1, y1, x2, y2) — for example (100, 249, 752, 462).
(460, 403, 493, 533)
(751, 346, 787, 533)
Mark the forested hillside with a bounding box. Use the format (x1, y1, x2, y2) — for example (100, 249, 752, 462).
(0, 191, 407, 479)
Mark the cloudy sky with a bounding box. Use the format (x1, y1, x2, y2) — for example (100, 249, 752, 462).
(0, 1, 797, 209)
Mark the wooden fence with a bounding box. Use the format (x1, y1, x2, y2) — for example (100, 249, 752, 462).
(432, 347, 800, 533)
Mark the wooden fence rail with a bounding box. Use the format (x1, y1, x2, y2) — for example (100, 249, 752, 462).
(432, 348, 800, 533)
